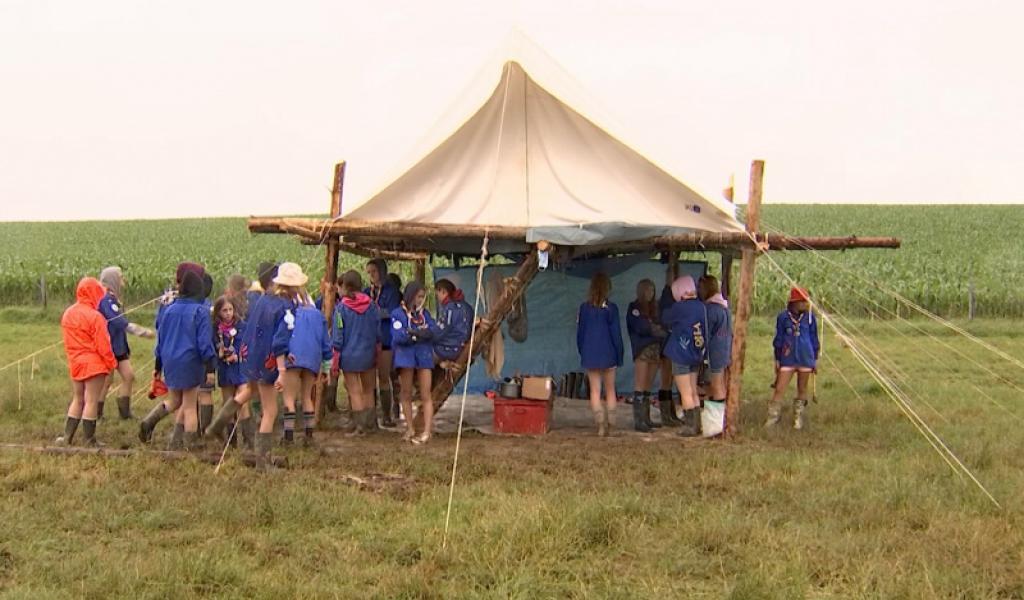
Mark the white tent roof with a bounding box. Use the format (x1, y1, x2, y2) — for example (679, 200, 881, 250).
(344, 61, 744, 247)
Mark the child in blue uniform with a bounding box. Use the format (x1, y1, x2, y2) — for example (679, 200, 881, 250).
(97, 266, 154, 420)
(656, 267, 682, 426)
(239, 263, 292, 468)
(272, 263, 331, 446)
(767, 286, 820, 429)
(196, 272, 216, 432)
(204, 296, 255, 448)
(699, 276, 733, 432)
(661, 275, 708, 437)
(433, 279, 474, 363)
(150, 271, 217, 450)
(576, 273, 624, 437)
(626, 278, 665, 432)
(332, 270, 382, 434)
(392, 282, 440, 444)
(366, 259, 402, 428)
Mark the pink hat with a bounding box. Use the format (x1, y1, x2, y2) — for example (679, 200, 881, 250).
(671, 276, 697, 301)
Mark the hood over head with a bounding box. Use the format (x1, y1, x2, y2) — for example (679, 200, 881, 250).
(176, 262, 205, 284)
(99, 266, 123, 298)
(368, 258, 389, 280)
(201, 273, 214, 299)
(76, 277, 107, 309)
(403, 281, 425, 310)
(671, 276, 697, 302)
(179, 271, 205, 300)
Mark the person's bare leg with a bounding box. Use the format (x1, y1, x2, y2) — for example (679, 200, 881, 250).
(603, 368, 618, 433)
(58, 380, 86, 444)
(377, 350, 395, 425)
(794, 372, 811, 429)
(281, 370, 302, 443)
(258, 383, 278, 434)
(709, 372, 726, 402)
(587, 369, 606, 436)
(398, 369, 416, 440)
(414, 368, 433, 443)
(675, 374, 698, 411)
(766, 370, 794, 426)
(117, 360, 135, 398)
(180, 388, 199, 432)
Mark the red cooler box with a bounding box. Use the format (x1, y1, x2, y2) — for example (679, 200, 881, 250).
(493, 397, 551, 435)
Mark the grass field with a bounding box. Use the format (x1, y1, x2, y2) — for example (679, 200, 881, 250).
(1, 205, 1022, 317)
(0, 307, 1022, 598)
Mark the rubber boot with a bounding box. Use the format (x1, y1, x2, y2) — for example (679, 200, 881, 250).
(206, 401, 240, 441)
(116, 396, 133, 420)
(323, 381, 338, 412)
(793, 398, 808, 430)
(97, 401, 105, 421)
(240, 417, 256, 450)
(632, 392, 651, 432)
(199, 405, 214, 436)
(764, 399, 783, 427)
(606, 405, 616, 436)
(594, 409, 607, 437)
(81, 418, 100, 447)
(678, 407, 701, 437)
(379, 390, 396, 428)
(658, 390, 682, 426)
(138, 403, 169, 443)
(642, 393, 661, 429)
(55, 416, 81, 446)
(255, 432, 274, 472)
(183, 431, 201, 452)
(366, 401, 380, 432)
(167, 423, 185, 450)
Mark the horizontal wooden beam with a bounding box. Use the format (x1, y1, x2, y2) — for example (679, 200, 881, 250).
(298, 237, 428, 261)
(248, 217, 901, 252)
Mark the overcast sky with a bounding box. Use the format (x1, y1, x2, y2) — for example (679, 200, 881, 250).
(1, 0, 1021, 221)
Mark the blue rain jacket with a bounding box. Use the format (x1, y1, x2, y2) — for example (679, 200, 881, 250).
(367, 283, 402, 348)
(214, 320, 248, 387)
(661, 298, 708, 368)
(154, 298, 216, 390)
(434, 299, 474, 361)
(391, 307, 440, 370)
(241, 293, 291, 385)
(98, 292, 129, 358)
(625, 301, 664, 360)
(576, 302, 624, 370)
(773, 309, 819, 369)
(272, 304, 332, 374)
(705, 302, 733, 371)
(332, 300, 381, 373)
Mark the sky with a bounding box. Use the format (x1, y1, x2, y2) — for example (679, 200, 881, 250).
(1, 0, 1022, 222)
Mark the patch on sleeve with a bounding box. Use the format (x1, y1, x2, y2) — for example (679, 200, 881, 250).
(393, 320, 403, 330)
(631, 309, 640, 317)
(111, 303, 120, 312)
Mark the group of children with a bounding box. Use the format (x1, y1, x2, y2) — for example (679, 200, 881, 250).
(577, 268, 820, 437)
(56, 258, 475, 468)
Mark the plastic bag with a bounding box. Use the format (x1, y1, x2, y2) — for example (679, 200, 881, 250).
(702, 400, 725, 438)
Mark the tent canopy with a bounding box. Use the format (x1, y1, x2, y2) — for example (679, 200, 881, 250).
(342, 61, 744, 251)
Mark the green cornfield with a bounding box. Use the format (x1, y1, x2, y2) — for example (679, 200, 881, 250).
(0, 205, 1021, 317)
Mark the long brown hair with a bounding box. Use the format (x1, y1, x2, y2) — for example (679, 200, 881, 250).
(588, 272, 612, 307)
(212, 295, 236, 326)
(635, 278, 658, 319)
(225, 273, 249, 317)
(698, 275, 720, 302)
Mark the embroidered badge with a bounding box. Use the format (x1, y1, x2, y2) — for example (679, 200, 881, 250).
(284, 310, 295, 330)
(393, 321, 403, 330)
(229, 328, 237, 337)
(111, 303, 120, 312)
(631, 309, 640, 317)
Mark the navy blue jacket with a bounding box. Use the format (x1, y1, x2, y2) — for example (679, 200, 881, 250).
(154, 298, 216, 390)
(661, 298, 708, 367)
(576, 302, 624, 370)
(214, 320, 247, 387)
(241, 293, 291, 384)
(705, 302, 733, 371)
(98, 292, 129, 358)
(434, 299, 474, 361)
(332, 299, 381, 373)
(625, 301, 664, 360)
(272, 304, 332, 374)
(367, 283, 402, 348)
(391, 307, 440, 370)
(774, 309, 819, 369)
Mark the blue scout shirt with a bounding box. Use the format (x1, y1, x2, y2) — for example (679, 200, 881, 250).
(434, 299, 474, 361)
(661, 298, 708, 367)
(240, 293, 291, 385)
(391, 307, 440, 370)
(154, 298, 216, 390)
(98, 292, 129, 358)
(773, 309, 819, 369)
(214, 320, 247, 387)
(368, 283, 402, 349)
(705, 302, 733, 371)
(332, 298, 381, 373)
(272, 304, 332, 374)
(576, 302, 624, 370)
(625, 301, 664, 360)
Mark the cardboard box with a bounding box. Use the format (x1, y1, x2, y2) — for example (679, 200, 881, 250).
(521, 376, 554, 401)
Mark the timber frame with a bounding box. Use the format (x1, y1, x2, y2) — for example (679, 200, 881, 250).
(249, 160, 900, 436)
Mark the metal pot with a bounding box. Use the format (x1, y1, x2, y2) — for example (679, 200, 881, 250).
(499, 377, 522, 399)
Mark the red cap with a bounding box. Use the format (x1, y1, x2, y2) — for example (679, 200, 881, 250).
(789, 286, 810, 303)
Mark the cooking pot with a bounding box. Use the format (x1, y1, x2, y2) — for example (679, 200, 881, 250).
(499, 377, 522, 399)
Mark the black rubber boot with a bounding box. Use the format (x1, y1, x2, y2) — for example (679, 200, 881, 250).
(206, 401, 240, 440)
(379, 390, 396, 428)
(97, 401, 105, 420)
(658, 390, 682, 426)
(82, 418, 99, 447)
(138, 403, 169, 443)
(632, 392, 651, 432)
(167, 423, 185, 450)
(255, 432, 274, 471)
(240, 417, 256, 450)
(56, 416, 81, 446)
(199, 405, 214, 436)
(366, 403, 380, 432)
(116, 396, 133, 419)
(642, 393, 661, 429)
(677, 408, 702, 438)
(323, 381, 338, 412)
(183, 431, 201, 452)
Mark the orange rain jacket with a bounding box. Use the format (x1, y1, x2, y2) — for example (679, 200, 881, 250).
(61, 277, 118, 381)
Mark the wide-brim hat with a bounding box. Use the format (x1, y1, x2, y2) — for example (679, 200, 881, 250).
(273, 262, 309, 287)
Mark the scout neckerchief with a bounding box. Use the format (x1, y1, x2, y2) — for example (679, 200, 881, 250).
(788, 310, 804, 337)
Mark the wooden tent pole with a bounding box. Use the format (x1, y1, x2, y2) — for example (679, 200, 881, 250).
(427, 250, 540, 413)
(316, 161, 346, 421)
(725, 160, 763, 437)
(414, 259, 426, 287)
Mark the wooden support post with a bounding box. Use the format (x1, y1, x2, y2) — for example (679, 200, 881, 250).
(428, 250, 540, 412)
(721, 254, 733, 300)
(316, 162, 346, 421)
(414, 258, 426, 287)
(725, 160, 764, 437)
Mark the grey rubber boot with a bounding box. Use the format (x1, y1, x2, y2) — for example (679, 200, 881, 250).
(138, 403, 169, 443)
(183, 431, 201, 452)
(379, 390, 396, 428)
(56, 416, 81, 446)
(677, 408, 701, 437)
(199, 405, 214, 436)
(239, 417, 256, 450)
(632, 392, 651, 432)
(642, 393, 661, 429)
(116, 396, 133, 419)
(206, 401, 240, 440)
(793, 398, 808, 430)
(365, 402, 380, 432)
(81, 418, 100, 447)
(167, 423, 185, 450)
(658, 390, 682, 426)
(255, 432, 274, 471)
(764, 399, 784, 428)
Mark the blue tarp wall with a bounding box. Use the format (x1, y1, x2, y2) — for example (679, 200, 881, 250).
(434, 255, 706, 394)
